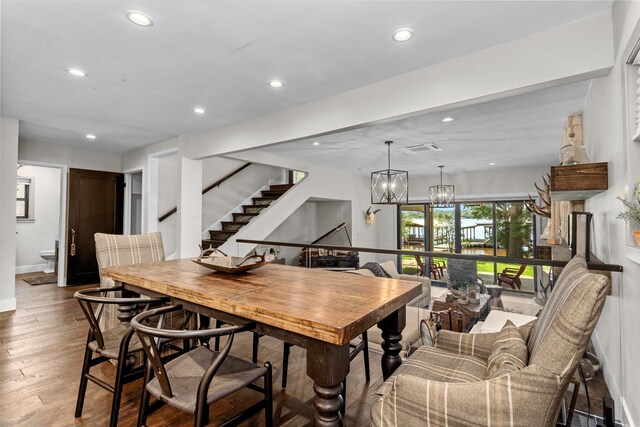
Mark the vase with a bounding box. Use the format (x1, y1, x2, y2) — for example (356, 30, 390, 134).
(634, 230, 640, 247)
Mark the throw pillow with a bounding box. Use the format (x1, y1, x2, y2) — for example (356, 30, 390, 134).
(378, 260, 400, 279)
(361, 262, 392, 278)
(486, 320, 528, 379)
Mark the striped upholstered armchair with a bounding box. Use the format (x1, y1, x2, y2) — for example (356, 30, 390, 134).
(371, 255, 610, 427)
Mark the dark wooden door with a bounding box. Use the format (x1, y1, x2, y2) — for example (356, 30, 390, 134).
(67, 168, 124, 285)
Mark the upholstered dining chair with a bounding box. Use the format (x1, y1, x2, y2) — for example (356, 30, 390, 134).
(95, 232, 165, 332)
(94, 232, 197, 338)
(74, 286, 169, 427)
(371, 255, 610, 426)
(131, 305, 273, 427)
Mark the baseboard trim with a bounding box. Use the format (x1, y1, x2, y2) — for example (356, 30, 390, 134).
(591, 330, 624, 424)
(0, 298, 17, 313)
(15, 264, 47, 274)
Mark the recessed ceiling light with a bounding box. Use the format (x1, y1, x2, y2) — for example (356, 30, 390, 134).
(67, 68, 87, 77)
(392, 28, 413, 42)
(442, 117, 454, 123)
(489, 162, 496, 166)
(269, 80, 283, 88)
(86, 134, 96, 140)
(312, 142, 320, 146)
(193, 107, 205, 114)
(125, 10, 153, 27)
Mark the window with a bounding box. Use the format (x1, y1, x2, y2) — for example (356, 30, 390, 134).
(633, 60, 640, 141)
(292, 170, 307, 184)
(16, 177, 34, 220)
(398, 200, 535, 292)
(628, 41, 640, 141)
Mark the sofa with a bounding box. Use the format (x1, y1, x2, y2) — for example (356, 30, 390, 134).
(347, 260, 431, 353)
(370, 255, 610, 427)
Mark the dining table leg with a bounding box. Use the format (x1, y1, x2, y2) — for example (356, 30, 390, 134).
(377, 306, 406, 380)
(306, 340, 350, 427)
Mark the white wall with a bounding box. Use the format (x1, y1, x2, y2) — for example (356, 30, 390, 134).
(227, 151, 550, 264)
(582, 2, 640, 425)
(224, 150, 396, 264)
(1, 118, 19, 312)
(18, 139, 121, 172)
(15, 165, 61, 273)
(265, 200, 352, 265)
(157, 152, 179, 256)
(409, 165, 550, 201)
(121, 136, 179, 236)
(201, 157, 283, 234)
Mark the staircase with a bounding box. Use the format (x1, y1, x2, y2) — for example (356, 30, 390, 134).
(202, 183, 294, 249)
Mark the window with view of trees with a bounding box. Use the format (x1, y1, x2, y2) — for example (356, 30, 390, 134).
(399, 200, 536, 292)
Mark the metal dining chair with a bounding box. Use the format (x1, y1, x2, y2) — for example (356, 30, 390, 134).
(131, 305, 273, 427)
(74, 286, 170, 427)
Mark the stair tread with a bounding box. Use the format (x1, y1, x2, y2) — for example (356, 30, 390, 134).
(269, 184, 294, 190)
(204, 183, 293, 245)
(209, 229, 236, 234)
(261, 191, 287, 197)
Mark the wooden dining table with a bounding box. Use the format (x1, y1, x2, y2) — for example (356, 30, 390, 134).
(100, 259, 422, 426)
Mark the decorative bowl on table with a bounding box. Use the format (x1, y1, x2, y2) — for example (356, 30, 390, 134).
(192, 247, 270, 274)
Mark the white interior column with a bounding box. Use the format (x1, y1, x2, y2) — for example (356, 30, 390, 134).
(146, 155, 160, 233)
(0, 117, 19, 312)
(176, 148, 202, 259)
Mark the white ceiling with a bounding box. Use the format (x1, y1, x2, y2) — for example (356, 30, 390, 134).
(260, 80, 591, 176)
(1, 1, 611, 155)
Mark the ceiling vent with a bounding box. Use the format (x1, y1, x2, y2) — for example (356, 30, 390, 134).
(405, 143, 442, 153)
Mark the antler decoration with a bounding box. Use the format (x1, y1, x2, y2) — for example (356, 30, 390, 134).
(525, 174, 551, 218)
(365, 207, 381, 225)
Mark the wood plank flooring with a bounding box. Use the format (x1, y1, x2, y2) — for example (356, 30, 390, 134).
(1, 275, 381, 426)
(1, 274, 610, 426)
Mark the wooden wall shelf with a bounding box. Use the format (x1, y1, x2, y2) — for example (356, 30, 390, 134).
(550, 162, 608, 201)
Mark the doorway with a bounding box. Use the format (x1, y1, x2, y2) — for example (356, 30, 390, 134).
(15, 164, 62, 277)
(124, 170, 143, 235)
(15, 161, 67, 286)
(66, 168, 124, 285)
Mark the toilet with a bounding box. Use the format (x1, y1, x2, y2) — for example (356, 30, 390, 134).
(39, 249, 55, 273)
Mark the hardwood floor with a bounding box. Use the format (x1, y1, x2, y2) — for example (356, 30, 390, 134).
(1, 275, 381, 426)
(1, 274, 609, 426)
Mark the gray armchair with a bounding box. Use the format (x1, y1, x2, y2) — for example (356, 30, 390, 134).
(371, 256, 610, 427)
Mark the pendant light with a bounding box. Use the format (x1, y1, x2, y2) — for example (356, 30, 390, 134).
(429, 165, 455, 207)
(371, 141, 409, 204)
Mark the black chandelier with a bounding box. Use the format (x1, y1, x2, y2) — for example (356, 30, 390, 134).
(371, 141, 408, 204)
(429, 165, 455, 207)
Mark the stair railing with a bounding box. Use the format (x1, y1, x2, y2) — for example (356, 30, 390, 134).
(158, 162, 252, 223)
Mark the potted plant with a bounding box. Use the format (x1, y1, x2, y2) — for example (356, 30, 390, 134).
(617, 180, 640, 246)
(448, 279, 471, 297)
